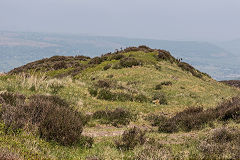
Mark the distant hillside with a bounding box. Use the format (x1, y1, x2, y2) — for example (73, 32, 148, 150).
(1, 31, 240, 80)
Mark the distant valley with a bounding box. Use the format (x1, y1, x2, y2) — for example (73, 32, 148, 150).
(0, 31, 240, 80)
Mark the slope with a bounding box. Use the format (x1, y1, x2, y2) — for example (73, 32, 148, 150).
(0, 46, 239, 159)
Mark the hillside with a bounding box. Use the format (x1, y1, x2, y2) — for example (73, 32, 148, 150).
(1, 46, 240, 159)
(1, 31, 239, 80)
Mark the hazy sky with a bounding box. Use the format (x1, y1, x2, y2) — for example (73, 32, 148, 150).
(1, 0, 240, 41)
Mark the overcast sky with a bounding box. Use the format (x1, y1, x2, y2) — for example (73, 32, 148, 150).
(0, 0, 240, 41)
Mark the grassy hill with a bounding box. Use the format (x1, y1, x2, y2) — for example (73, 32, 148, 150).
(0, 46, 240, 159)
(1, 31, 239, 80)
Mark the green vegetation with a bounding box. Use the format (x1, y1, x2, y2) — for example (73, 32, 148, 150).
(0, 46, 240, 159)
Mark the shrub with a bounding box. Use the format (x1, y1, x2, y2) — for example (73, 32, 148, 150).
(53, 61, 67, 70)
(199, 127, 240, 159)
(49, 83, 64, 95)
(103, 64, 111, 70)
(88, 87, 98, 97)
(135, 139, 173, 160)
(97, 89, 115, 101)
(134, 94, 149, 103)
(152, 92, 167, 105)
(110, 54, 125, 60)
(0, 94, 86, 146)
(211, 127, 237, 143)
(112, 63, 123, 69)
(78, 136, 94, 148)
(96, 89, 133, 102)
(88, 57, 103, 65)
(123, 46, 154, 53)
(0, 148, 21, 160)
(0, 92, 25, 106)
(95, 80, 112, 88)
(155, 84, 162, 90)
(115, 127, 146, 150)
(119, 57, 142, 68)
(178, 62, 202, 78)
(160, 81, 172, 86)
(154, 64, 161, 71)
(157, 107, 216, 133)
(0, 96, 5, 104)
(93, 108, 133, 126)
(106, 74, 114, 78)
(157, 50, 177, 63)
(146, 114, 168, 126)
(38, 105, 83, 145)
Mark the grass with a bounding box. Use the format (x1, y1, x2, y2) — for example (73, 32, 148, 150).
(1, 47, 240, 159)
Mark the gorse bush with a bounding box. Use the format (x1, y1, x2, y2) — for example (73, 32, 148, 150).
(115, 127, 146, 150)
(92, 108, 133, 126)
(0, 93, 87, 146)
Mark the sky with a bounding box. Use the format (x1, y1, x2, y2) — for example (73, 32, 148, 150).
(0, 0, 240, 41)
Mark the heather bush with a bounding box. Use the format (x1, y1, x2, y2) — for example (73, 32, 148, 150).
(199, 127, 240, 159)
(134, 94, 149, 103)
(154, 64, 161, 71)
(155, 84, 162, 90)
(157, 50, 177, 63)
(38, 105, 84, 145)
(0, 93, 87, 146)
(146, 114, 168, 126)
(115, 127, 146, 150)
(96, 88, 148, 102)
(160, 81, 172, 86)
(156, 97, 240, 133)
(123, 46, 154, 53)
(88, 87, 98, 97)
(0, 92, 25, 106)
(49, 82, 64, 95)
(119, 57, 142, 68)
(0, 148, 21, 160)
(109, 54, 125, 60)
(135, 139, 173, 160)
(157, 107, 214, 133)
(97, 89, 115, 101)
(112, 63, 123, 69)
(152, 92, 167, 105)
(95, 80, 112, 88)
(103, 64, 111, 70)
(178, 62, 202, 78)
(88, 57, 103, 65)
(92, 108, 133, 126)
